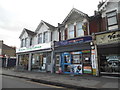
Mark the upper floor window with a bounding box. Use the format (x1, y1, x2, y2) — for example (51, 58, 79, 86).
(76, 22, 84, 37)
(61, 30, 65, 40)
(43, 31, 48, 43)
(21, 39, 24, 47)
(38, 33, 42, 44)
(68, 24, 74, 39)
(25, 38, 28, 47)
(30, 38, 32, 46)
(106, 10, 118, 30)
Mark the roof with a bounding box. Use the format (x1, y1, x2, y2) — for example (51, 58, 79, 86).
(35, 20, 56, 32)
(62, 8, 88, 24)
(19, 28, 36, 38)
(98, 0, 119, 11)
(42, 20, 56, 30)
(25, 28, 36, 36)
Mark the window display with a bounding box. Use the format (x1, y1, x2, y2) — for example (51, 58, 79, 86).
(100, 55, 120, 73)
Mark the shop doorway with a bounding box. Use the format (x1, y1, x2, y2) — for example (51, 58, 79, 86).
(62, 53, 72, 74)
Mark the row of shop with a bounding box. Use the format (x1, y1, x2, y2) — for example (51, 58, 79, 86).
(16, 30, 120, 76)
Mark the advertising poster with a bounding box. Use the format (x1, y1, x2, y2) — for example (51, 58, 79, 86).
(91, 49, 97, 75)
(70, 64, 82, 74)
(83, 66, 92, 74)
(91, 50, 96, 69)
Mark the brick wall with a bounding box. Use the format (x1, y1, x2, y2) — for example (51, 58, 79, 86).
(2, 44, 16, 57)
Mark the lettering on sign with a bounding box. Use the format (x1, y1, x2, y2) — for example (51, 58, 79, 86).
(96, 31, 120, 45)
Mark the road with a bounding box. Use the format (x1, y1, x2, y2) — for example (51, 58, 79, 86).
(2, 75, 66, 89)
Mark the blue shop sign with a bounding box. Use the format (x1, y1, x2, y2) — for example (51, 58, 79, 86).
(55, 36, 92, 47)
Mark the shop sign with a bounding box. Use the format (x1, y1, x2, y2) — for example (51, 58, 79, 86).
(16, 42, 51, 53)
(55, 36, 92, 47)
(96, 31, 120, 45)
(83, 66, 92, 74)
(91, 50, 96, 69)
(70, 64, 82, 74)
(82, 50, 90, 53)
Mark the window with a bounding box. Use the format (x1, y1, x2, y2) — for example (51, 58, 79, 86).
(25, 38, 28, 47)
(106, 10, 118, 30)
(61, 30, 65, 40)
(76, 22, 84, 37)
(43, 32, 48, 43)
(21, 39, 24, 47)
(38, 33, 42, 44)
(30, 38, 32, 46)
(68, 24, 74, 39)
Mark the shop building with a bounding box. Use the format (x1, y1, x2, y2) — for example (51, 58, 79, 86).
(16, 20, 58, 72)
(53, 8, 95, 75)
(95, 30, 120, 76)
(90, 0, 120, 76)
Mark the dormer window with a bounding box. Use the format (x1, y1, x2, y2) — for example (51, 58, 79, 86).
(38, 33, 42, 44)
(25, 38, 28, 47)
(76, 22, 84, 37)
(21, 39, 24, 47)
(106, 10, 118, 30)
(30, 38, 32, 46)
(43, 31, 48, 43)
(68, 24, 74, 39)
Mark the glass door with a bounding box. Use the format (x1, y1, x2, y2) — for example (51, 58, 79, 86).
(62, 53, 72, 74)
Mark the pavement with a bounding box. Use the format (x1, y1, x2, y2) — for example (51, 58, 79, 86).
(1, 68, 120, 90)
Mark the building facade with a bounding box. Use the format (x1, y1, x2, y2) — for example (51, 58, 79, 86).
(53, 8, 96, 75)
(16, 20, 59, 72)
(90, 0, 120, 76)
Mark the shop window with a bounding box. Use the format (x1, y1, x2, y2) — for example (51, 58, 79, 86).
(43, 32, 48, 43)
(56, 55, 60, 64)
(106, 10, 118, 30)
(38, 33, 42, 44)
(68, 24, 74, 39)
(76, 22, 84, 37)
(71, 52, 82, 64)
(64, 55, 71, 63)
(100, 55, 120, 73)
(64, 65, 71, 72)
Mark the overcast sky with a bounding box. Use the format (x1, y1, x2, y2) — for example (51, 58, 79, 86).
(0, 0, 103, 48)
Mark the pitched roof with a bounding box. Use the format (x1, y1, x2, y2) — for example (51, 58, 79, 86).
(62, 8, 88, 24)
(42, 20, 56, 30)
(35, 20, 56, 32)
(19, 28, 36, 38)
(25, 28, 36, 36)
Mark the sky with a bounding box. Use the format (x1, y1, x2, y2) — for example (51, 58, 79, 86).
(0, 0, 102, 48)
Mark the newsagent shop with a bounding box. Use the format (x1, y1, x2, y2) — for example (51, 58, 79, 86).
(95, 30, 120, 76)
(54, 36, 97, 75)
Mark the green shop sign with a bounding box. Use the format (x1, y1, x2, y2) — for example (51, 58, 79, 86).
(19, 46, 42, 51)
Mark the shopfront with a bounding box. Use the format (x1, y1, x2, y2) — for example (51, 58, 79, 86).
(96, 30, 120, 76)
(16, 42, 52, 72)
(54, 36, 93, 75)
